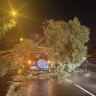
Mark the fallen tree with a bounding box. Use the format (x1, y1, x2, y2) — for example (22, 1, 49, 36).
(43, 17, 90, 73)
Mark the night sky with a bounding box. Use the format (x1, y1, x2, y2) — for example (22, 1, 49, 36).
(0, 0, 96, 51)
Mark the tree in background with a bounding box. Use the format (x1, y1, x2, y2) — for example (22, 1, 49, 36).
(0, 18, 16, 39)
(0, 18, 16, 77)
(0, 18, 18, 51)
(43, 17, 90, 72)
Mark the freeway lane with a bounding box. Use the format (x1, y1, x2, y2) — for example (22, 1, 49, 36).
(6, 79, 95, 96)
(74, 84, 95, 96)
(71, 70, 96, 96)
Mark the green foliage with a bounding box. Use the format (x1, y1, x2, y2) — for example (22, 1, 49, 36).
(43, 17, 90, 72)
(6, 82, 22, 96)
(3, 19, 16, 31)
(0, 18, 17, 77)
(0, 18, 17, 51)
(0, 30, 20, 51)
(0, 39, 39, 77)
(0, 18, 16, 39)
(0, 56, 12, 77)
(12, 39, 38, 57)
(11, 39, 39, 69)
(69, 18, 90, 43)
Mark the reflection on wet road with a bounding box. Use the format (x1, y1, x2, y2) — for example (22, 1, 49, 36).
(13, 79, 91, 96)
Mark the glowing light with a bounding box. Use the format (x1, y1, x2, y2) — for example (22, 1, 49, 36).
(28, 60, 32, 64)
(47, 60, 51, 64)
(12, 11, 16, 15)
(11, 10, 17, 16)
(20, 38, 23, 41)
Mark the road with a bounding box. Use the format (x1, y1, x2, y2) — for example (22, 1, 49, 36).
(71, 70, 96, 96)
(1, 70, 96, 96)
(5, 71, 96, 96)
(6, 79, 94, 96)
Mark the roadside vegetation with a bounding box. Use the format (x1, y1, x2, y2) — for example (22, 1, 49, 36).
(0, 18, 16, 77)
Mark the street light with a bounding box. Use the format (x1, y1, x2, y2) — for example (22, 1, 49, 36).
(20, 38, 23, 42)
(11, 10, 17, 16)
(12, 11, 16, 15)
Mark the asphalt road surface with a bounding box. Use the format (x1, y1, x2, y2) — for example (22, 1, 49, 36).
(1, 69, 96, 96)
(6, 77, 96, 96)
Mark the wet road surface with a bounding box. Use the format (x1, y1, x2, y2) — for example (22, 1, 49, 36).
(7, 79, 95, 96)
(71, 71, 96, 96)
(1, 68, 96, 96)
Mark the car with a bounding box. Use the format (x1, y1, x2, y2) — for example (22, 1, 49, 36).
(26, 53, 51, 72)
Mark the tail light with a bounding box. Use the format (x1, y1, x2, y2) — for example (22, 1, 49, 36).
(47, 60, 51, 64)
(28, 60, 32, 64)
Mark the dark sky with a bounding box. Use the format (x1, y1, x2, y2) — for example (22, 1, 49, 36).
(0, 0, 96, 50)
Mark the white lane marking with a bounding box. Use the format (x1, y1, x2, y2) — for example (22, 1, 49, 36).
(74, 84, 95, 96)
